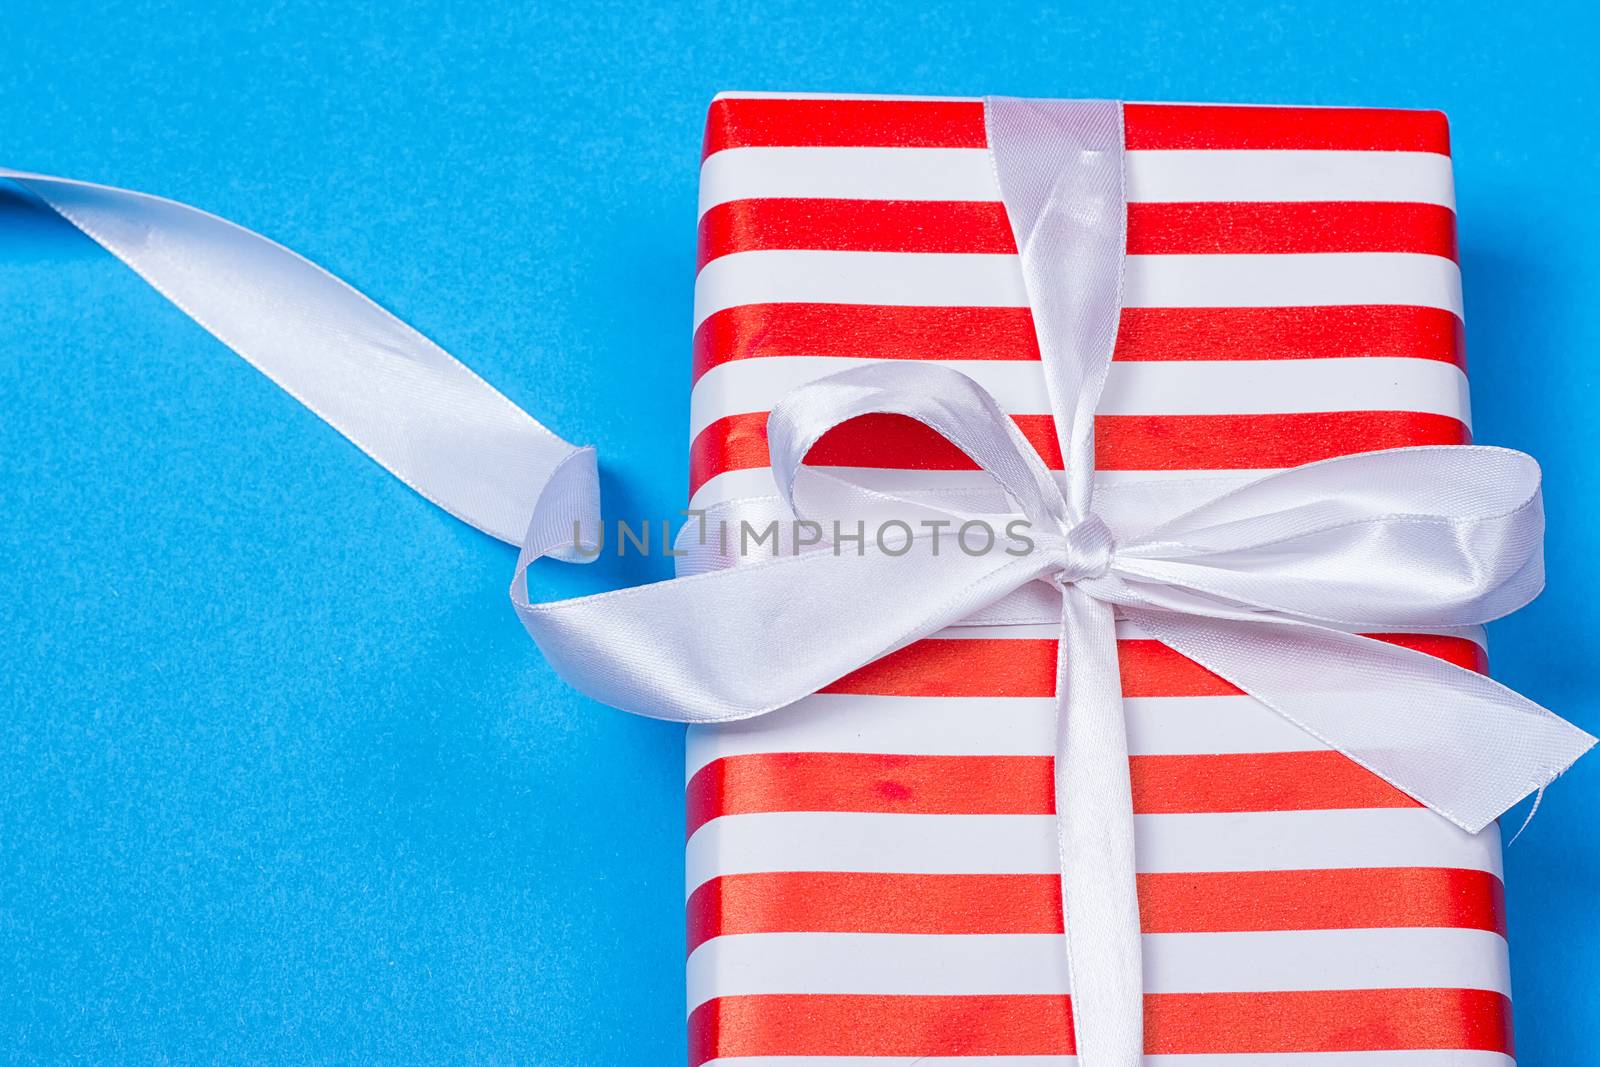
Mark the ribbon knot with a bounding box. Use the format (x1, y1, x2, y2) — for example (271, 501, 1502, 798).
(1052, 513, 1116, 585)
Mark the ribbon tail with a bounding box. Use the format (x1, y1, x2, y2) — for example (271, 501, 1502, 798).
(1125, 609, 1597, 834)
(1056, 586, 1144, 1066)
(2, 168, 569, 545)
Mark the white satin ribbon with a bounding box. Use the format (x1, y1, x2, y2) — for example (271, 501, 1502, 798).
(6, 96, 1593, 1067)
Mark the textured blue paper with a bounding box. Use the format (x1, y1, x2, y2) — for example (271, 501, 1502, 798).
(2, 2, 1596, 1062)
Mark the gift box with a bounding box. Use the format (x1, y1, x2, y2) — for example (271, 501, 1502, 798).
(684, 94, 1510, 1064)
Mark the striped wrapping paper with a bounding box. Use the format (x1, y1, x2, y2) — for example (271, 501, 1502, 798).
(684, 93, 1510, 1066)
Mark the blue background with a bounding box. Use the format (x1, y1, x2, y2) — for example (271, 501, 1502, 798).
(2, 2, 1596, 1062)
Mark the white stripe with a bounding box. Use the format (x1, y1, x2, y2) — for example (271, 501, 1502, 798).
(700, 147, 996, 214)
(693, 250, 1027, 327)
(693, 251, 1463, 331)
(685, 810, 1502, 895)
(689, 467, 1288, 517)
(686, 928, 1509, 1011)
(1132, 149, 1454, 209)
(689, 356, 1469, 441)
(686, 694, 1334, 781)
(1130, 254, 1462, 314)
(700, 1055, 1516, 1067)
(930, 619, 1485, 646)
(699, 147, 1455, 215)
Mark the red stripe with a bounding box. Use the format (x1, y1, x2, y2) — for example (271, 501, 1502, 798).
(703, 98, 1451, 157)
(822, 635, 1485, 699)
(689, 410, 1471, 496)
(692, 303, 1465, 379)
(1370, 631, 1491, 671)
(1127, 200, 1457, 259)
(697, 199, 1457, 268)
(686, 750, 1416, 837)
(825, 637, 1222, 698)
(1115, 304, 1466, 367)
(698, 198, 1013, 265)
(688, 989, 1510, 1062)
(1125, 103, 1451, 154)
(686, 868, 1506, 952)
(704, 97, 987, 157)
(693, 303, 1042, 377)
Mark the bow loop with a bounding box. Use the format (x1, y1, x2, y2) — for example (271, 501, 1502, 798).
(766, 362, 1071, 531)
(1114, 446, 1546, 630)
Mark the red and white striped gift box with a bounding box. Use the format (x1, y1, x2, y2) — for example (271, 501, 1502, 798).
(684, 93, 1508, 1066)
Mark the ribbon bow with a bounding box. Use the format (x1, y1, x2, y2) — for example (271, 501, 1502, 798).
(520, 351, 1586, 1064)
(6, 96, 1593, 1066)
